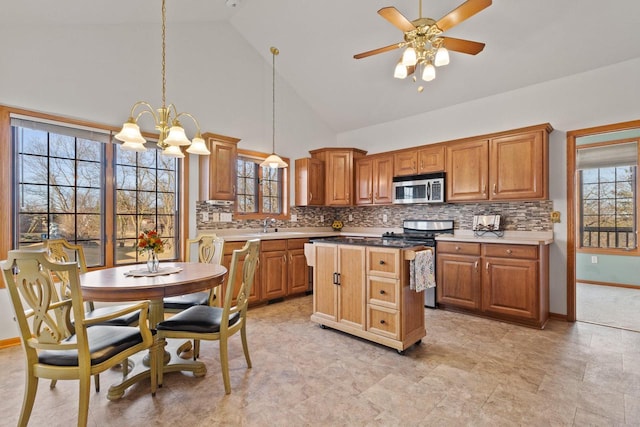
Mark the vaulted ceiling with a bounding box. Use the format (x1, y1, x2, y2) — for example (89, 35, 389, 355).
(4, 0, 640, 133)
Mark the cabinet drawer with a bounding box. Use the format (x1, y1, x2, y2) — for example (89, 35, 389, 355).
(287, 238, 309, 250)
(261, 239, 287, 252)
(367, 247, 400, 278)
(367, 305, 399, 340)
(437, 241, 481, 256)
(368, 277, 398, 309)
(223, 241, 249, 255)
(483, 244, 537, 259)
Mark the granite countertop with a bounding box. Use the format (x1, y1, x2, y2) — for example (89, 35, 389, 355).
(436, 230, 554, 245)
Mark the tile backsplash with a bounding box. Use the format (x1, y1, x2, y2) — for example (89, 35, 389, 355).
(196, 201, 553, 232)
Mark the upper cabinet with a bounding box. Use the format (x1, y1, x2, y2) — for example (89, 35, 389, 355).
(446, 124, 552, 202)
(393, 145, 445, 176)
(310, 148, 367, 206)
(199, 132, 239, 201)
(295, 157, 325, 206)
(355, 154, 394, 205)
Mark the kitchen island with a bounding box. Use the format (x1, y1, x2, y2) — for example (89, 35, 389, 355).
(306, 237, 427, 353)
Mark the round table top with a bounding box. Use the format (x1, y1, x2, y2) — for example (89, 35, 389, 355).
(80, 262, 227, 302)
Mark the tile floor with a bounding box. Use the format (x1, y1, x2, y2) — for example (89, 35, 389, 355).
(1, 295, 640, 426)
(577, 282, 640, 332)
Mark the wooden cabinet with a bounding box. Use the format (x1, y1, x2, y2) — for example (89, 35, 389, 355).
(223, 238, 310, 306)
(394, 145, 445, 176)
(445, 124, 551, 202)
(199, 132, 239, 201)
(436, 240, 549, 328)
(355, 154, 394, 205)
(310, 148, 367, 206)
(295, 157, 324, 206)
(310, 243, 425, 352)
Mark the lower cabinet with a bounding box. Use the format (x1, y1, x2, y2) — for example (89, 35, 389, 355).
(310, 243, 425, 352)
(436, 241, 549, 328)
(222, 238, 310, 306)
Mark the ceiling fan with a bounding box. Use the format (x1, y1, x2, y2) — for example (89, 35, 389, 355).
(354, 0, 491, 91)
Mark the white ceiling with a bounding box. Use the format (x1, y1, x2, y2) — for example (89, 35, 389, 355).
(4, 0, 640, 133)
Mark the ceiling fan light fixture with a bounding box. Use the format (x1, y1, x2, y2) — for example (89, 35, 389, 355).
(401, 46, 417, 66)
(434, 47, 450, 66)
(394, 61, 408, 79)
(422, 62, 436, 81)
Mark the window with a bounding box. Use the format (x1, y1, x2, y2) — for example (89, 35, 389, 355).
(577, 140, 638, 251)
(235, 151, 288, 218)
(11, 114, 180, 267)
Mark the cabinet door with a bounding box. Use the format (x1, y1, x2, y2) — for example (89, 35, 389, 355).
(326, 151, 353, 205)
(446, 139, 489, 202)
(436, 253, 481, 310)
(373, 155, 394, 204)
(490, 130, 546, 200)
(355, 157, 373, 205)
(393, 150, 418, 176)
(337, 245, 366, 329)
(288, 248, 310, 295)
(313, 244, 338, 322)
(295, 158, 325, 206)
(482, 257, 538, 320)
(200, 134, 238, 201)
(261, 250, 287, 300)
(417, 145, 445, 173)
(222, 242, 260, 305)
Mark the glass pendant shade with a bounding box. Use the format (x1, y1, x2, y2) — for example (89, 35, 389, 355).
(120, 141, 148, 152)
(164, 125, 190, 146)
(162, 144, 185, 158)
(260, 153, 288, 169)
(422, 62, 436, 81)
(435, 47, 450, 67)
(186, 136, 211, 155)
(115, 121, 146, 144)
(401, 47, 417, 66)
(394, 61, 408, 79)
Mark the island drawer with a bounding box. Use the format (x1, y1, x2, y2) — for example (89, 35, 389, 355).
(367, 277, 399, 309)
(367, 247, 400, 278)
(437, 241, 481, 256)
(367, 305, 399, 340)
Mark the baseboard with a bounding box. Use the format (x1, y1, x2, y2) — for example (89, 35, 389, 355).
(0, 337, 20, 349)
(578, 280, 640, 290)
(549, 312, 568, 321)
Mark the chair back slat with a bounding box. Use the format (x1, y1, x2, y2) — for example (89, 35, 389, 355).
(223, 239, 260, 319)
(186, 234, 225, 265)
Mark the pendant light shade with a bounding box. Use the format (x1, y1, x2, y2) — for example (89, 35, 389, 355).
(260, 46, 287, 169)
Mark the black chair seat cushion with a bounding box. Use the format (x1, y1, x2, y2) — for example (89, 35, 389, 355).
(39, 325, 149, 366)
(85, 304, 141, 326)
(163, 291, 210, 310)
(157, 305, 240, 334)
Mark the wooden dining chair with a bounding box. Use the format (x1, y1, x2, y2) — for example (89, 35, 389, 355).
(44, 238, 141, 391)
(156, 239, 260, 394)
(163, 234, 225, 312)
(1, 249, 157, 427)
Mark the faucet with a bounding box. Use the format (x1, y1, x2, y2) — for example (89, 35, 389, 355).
(263, 217, 276, 233)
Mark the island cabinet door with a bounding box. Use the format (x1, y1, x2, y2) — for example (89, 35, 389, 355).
(337, 245, 366, 330)
(313, 244, 339, 322)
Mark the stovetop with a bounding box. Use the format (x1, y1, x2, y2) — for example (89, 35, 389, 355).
(313, 236, 427, 248)
(382, 219, 454, 242)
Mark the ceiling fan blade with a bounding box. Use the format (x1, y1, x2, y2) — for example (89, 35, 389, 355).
(378, 7, 416, 33)
(354, 43, 401, 60)
(435, 0, 492, 32)
(440, 37, 485, 55)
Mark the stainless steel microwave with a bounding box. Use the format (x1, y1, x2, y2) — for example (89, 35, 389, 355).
(392, 172, 445, 204)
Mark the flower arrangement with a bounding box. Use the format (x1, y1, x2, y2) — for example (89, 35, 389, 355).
(331, 220, 343, 231)
(137, 230, 165, 254)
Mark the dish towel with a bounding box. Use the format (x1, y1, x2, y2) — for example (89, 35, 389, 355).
(410, 249, 435, 292)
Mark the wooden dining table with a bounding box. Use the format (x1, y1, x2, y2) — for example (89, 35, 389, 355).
(80, 262, 227, 400)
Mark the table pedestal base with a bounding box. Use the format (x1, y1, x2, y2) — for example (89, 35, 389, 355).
(107, 339, 207, 401)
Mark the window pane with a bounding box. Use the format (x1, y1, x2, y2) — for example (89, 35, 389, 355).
(49, 134, 75, 158)
(77, 160, 101, 187)
(17, 129, 47, 155)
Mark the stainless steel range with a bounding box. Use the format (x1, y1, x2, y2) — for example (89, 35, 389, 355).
(382, 219, 454, 308)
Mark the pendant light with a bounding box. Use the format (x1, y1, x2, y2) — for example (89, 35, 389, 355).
(260, 47, 288, 169)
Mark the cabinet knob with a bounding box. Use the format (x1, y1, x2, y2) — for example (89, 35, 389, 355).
(506, 249, 512, 255)
(379, 290, 386, 295)
(380, 319, 386, 325)
(379, 260, 385, 265)
(455, 246, 461, 251)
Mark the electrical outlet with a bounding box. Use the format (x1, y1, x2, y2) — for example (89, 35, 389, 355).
(591, 256, 598, 264)
(383, 214, 388, 223)
(290, 214, 297, 222)
(211, 212, 220, 222)
(550, 211, 561, 223)
(220, 213, 233, 222)
(348, 214, 353, 221)
(201, 212, 209, 222)
(320, 215, 324, 223)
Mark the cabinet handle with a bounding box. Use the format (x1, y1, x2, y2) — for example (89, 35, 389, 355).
(380, 319, 386, 325)
(333, 272, 339, 285)
(309, 192, 313, 201)
(380, 290, 386, 295)
(474, 261, 478, 271)
(493, 184, 497, 195)
(232, 185, 236, 196)
(486, 262, 489, 271)
(289, 254, 293, 263)
(379, 260, 385, 265)
(420, 161, 424, 169)
(283, 254, 287, 264)
(337, 273, 341, 285)
(482, 183, 486, 195)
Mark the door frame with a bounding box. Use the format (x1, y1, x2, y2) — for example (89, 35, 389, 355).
(566, 119, 640, 321)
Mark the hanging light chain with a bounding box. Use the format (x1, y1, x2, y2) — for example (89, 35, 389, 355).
(161, 0, 167, 108)
(271, 46, 279, 154)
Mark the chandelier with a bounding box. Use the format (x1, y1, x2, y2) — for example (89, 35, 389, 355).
(260, 47, 287, 169)
(115, 0, 210, 158)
